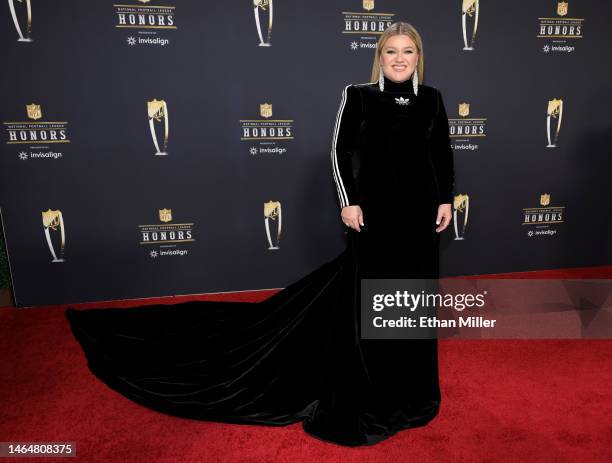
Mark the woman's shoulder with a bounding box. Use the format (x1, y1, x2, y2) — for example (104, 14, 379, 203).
(339, 81, 375, 93)
(341, 82, 377, 100)
(346, 81, 377, 90)
(335, 82, 374, 103)
(417, 83, 441, 96)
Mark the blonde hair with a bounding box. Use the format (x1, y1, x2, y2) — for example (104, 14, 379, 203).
(370, 22, 424, 84)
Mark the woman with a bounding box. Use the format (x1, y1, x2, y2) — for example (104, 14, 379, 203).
(65, 22, 455, 447)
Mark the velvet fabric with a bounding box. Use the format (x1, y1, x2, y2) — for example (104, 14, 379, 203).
(65, 75, 455, 447)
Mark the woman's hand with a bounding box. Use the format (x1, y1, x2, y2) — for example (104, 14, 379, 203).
(341, 205, 364, 232)
(435, 203, 452, 233)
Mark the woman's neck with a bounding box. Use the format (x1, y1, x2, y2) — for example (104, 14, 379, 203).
(380, 73, 416, 93)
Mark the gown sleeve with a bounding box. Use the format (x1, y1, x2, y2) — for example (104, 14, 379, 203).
(331, 84, 364, 209)
(430, 89, 456, 205)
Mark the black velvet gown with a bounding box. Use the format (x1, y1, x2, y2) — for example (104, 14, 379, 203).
(65, 74, 455, 447)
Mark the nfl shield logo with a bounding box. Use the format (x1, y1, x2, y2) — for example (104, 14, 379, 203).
(557, 1, 568, 16)
(26, 103, 42, 120)
(159, 208, 172, 223)
(458, 103, 470, 117)
(363, 0, 374, 11)
(540, 194, 550, 206)
(260, 103, 272, 118)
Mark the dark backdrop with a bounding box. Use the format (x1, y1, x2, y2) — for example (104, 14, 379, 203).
(1, 0, 611, 307)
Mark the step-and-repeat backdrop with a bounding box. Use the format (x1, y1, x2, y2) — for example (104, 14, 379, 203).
(1, 1, 611, 307)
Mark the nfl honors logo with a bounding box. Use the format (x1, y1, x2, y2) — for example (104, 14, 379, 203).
(341, 1, 394, 41)
(448, 101, 487, 142)
(240, 102, 293, 143)
(522, 193, 564, 236)
(26, 103, 42, 120)
(537, 0, 583, 45)
(138, 208, 195, 253)
(260, 103, 272, 119)
(5, 103, 70, 145)
(159, 208, 172, 223)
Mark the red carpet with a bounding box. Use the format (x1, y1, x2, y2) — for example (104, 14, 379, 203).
(1, 265, 611, 462)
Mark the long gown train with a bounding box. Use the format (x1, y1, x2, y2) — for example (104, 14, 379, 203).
(65, 210, 442, 447)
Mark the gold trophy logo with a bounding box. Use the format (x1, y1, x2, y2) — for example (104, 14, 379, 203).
(8, 0, 33, 42)
(264, 200, 282, 250)
(26, 103, 42, 120)
(363, 0, 374, 11)
(260, 102, 272, 118)
(253, 0, 273, 47)
(42, 209, 65, 262)
(159, 208, 172, 222)
(546, 98, 563, 148)
(458, 102, 470, 117)
(147, 99, 169, 155)
(453, 194, 469, 240)
(557, 1, 568, 16)
(461, 0, 479, 50)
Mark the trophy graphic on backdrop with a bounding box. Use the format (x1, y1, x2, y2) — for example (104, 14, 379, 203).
(147, 99, 169, 156)
(264, 200, 282, 250)
(453, 194, 469, 240)
(8, 0, 33, 42)
(546, 98, 563, 148)
(461, 0, 479, 50)
(42, 209, 65, 262)
(253, 0, 273, 46)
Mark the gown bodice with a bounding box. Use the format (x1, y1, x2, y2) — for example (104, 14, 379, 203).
(330, 75, 455, 215)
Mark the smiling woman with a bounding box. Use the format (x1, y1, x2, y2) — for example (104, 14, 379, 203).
(65, 21, 455, 448)
(380, 34, 420, 81)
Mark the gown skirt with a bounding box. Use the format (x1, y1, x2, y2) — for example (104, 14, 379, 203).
(65, 195, 442, 447)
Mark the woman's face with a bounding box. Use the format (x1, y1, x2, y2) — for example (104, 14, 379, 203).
(380, 34, 418, 83)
